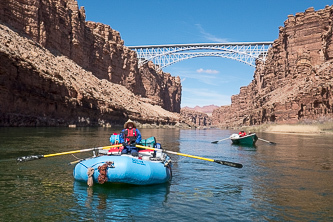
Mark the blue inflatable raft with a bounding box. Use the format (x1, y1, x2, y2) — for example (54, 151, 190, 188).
(73, 150, 172, 186)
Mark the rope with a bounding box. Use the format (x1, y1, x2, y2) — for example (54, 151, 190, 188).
(78, 160, 108, 169)
(71, 154, 81, 160)
(87, 168, 94, 187)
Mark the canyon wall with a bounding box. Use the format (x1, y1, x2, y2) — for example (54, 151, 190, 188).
(0, 22, 180, 126)
(0, 0, 181, 113)
(182, 105, 219, 117)
(212, 6, 333, 127)
(0, 0, 181, 126)
(179, 105, 218, 127)
(180, 108, 212, 127)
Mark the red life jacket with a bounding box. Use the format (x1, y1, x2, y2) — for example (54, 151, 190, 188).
(124, 128, 137, 143)
(239, 132, 246, 137)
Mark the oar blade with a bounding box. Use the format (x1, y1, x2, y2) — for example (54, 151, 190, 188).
(214, 160, 243, 168)
(17, 155, 44, 162)
(211, 141, 219, 144)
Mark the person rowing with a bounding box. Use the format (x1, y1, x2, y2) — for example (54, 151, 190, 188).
(120, 119, 142, 156)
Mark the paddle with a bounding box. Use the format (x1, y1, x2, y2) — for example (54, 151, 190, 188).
(136, 145, 243, 168)
(258, 138, 276, 145)
(17, 144, 123, 162)
(211, 137, 230, 144)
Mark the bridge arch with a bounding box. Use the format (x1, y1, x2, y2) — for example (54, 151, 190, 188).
(128, 42, 273, 70)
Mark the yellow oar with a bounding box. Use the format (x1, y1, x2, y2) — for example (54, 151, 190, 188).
(136, 145, 243, 168)
(17, 144, 122, 162)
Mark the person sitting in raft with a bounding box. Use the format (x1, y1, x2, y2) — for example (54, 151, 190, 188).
(120, 119, 142, 156)
(238, 130, 247, 137)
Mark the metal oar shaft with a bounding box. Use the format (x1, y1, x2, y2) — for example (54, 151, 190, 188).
(136, 145, 243, 168)
(211, 137, 230, 143)
(163, 150, 214, 162)
(44, 145, 122, 157)
(17, 144, 122, 162)
(258, 138, 276, 145)
(44, 148, 94, 157)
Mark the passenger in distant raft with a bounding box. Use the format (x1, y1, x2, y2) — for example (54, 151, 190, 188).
(238, 130, 247, 137)
(120, 119, 142, 156)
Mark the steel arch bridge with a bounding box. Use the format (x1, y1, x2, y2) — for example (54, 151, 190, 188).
(128, 42, 273, 70)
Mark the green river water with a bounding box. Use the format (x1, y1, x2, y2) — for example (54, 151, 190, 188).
(0, 127, 332, 221)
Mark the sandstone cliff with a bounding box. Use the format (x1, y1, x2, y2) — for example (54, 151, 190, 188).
(212, 6, 333, 128)
(182, 105, 219, 117)
(180, 108, 212, 127)
(180, 105, 217, 127)
(0, 0, 181, 113)
(0, 22, 180, 126)
(0, 0, 181, 126)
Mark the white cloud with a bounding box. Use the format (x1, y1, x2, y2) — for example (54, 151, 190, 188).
(196, 68, 219, 74)
(195, 24, 228, 43)
(181, 87, 231, 108)
(169, 67, 220, 86)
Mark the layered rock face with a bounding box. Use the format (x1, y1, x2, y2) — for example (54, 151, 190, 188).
(212, 6, 333, 127)
(180, 109, 211, 127)
(0, 23, 180, 126)
(0, 0, 181, 126)
(0, 0, 181, 113)
(138, 61, 181, 112)
(180, 105, 218, 127)
(182, 105, 219, 117)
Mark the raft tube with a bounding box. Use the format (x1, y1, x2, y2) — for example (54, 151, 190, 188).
(73, 155, 172, 185)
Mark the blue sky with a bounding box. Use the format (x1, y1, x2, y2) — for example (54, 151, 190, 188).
(77, 0, 331, 108)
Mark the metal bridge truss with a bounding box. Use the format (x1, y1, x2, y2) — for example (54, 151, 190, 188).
(128, 42, 273, 70)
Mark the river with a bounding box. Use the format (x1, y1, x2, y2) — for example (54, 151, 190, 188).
(0, 127, 332, 221)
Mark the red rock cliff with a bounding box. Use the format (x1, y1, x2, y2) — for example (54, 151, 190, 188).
(0, 0, 181, 126)
(0, 22, 180, 126)
(212, 6, 333, 127)
(180, 108, 212, 127)
(0, 0, 181, 113)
